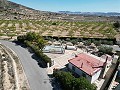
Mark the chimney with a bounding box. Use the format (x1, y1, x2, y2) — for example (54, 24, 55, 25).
(75, 54, 78, 57)
(105, 55, 108, 63)
(81, 63, 83, 68)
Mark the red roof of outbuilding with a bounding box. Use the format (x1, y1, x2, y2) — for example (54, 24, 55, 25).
(69, 53, 104, 76)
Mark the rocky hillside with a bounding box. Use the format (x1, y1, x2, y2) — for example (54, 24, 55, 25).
(0, 0, 119, 21)
(0, 0, 59, 20)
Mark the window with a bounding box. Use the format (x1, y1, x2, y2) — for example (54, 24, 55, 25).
(72, 66, 75, 71)
(82, 73, 86, 78)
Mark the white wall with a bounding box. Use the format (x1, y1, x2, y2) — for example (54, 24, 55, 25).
(66, 46, 77, 50)
(91, 69, 101, 83)
(68, 63, 82, 76)
(68, 63, 92, 83)
(68, 63, 101, 83)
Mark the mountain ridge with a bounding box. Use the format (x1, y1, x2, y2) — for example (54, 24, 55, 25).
(58, 11, 120, 16)
(0, 0, 120, 21)
(0, 0, 59, 20)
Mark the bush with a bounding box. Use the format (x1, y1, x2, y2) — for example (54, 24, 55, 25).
(113, 21, 120, 29)
(84, 40, 91, 46)
(93, 40, 101, 46)
(98, 46, 113, 55)
(70, 39, 78, 45)
(52, 22, 57, 25)
(17, 35, 26, 42)
(101, 40, 113, 45)
(53, 71, 96, 90)
(24, 41, 51, 67)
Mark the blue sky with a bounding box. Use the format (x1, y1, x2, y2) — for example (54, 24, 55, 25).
(9, 0, 120, 12)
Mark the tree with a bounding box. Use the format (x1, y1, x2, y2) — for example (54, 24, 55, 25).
(113, 21, 120, 29)
(53, 71, 96, 90)
(17, 35, 26, 42)
(84, 39, 91, 46)
(93, 40, 101, 46)
(71, 39, 78, 45)
(113, 21, 120, 32)
(52, 22, 57, 25)
(37, 37, 46, 50)
(17, 32, 51, 67)
(98, 46, 113, 55)
(26, 32, 37, 41)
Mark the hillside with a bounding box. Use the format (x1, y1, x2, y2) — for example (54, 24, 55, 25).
(0, 0, 120, 21)
(0, 0, 59, 20)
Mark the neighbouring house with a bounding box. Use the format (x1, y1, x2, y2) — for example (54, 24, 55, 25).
(66, 42, 77, 50)
(43, 45, 65, 54)
(68, 53, 108, 83)
(43, 41, 65, 54)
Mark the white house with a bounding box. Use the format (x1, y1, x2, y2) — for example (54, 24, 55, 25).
(68, 53, 105, 83)
(66, 42, 77, 50)
(43, 45, 65, 54)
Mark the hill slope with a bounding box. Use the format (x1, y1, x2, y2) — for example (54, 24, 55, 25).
(0, 0, 59, 20)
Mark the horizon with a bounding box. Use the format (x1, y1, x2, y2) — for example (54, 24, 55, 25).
(9, 0, 120, 13)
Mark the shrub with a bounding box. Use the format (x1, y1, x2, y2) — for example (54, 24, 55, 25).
(24, 41, 51, 67)
(52, 22, 57, 25)
(98, 46, 113, 55)
(53, 71, 96, 90)
(17, 35, 26, 42)
(113, 21, 120, 29)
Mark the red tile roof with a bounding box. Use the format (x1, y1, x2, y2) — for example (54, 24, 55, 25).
(69, 53, 104, 76)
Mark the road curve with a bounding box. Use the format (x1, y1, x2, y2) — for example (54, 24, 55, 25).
(0, 40, 53, 90)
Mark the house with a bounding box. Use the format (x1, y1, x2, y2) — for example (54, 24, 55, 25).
(43, 45, 65, 54)
(68, 53, 105, 83)
(65, 42, 77, 50)
(43, 41, 65, 54)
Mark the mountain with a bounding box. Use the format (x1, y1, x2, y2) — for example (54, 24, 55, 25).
(58, 11, 120, 16)
(0, 0, 120, 21)
(0, 0, 59, 20)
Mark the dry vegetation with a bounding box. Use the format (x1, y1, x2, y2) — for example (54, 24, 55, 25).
(0, 44, 29, 90)
(0, 20, 117, 39)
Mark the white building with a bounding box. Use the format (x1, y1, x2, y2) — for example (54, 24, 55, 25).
(43, 41, 65, 54)
(68, 53, 105, 83)
(43, 45, 65, 54)
(66, 42, 77, 50)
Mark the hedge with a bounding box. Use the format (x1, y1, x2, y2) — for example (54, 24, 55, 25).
(25, 41, 52, 66)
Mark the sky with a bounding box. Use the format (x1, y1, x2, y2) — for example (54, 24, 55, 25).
(9, 0, 120, 12)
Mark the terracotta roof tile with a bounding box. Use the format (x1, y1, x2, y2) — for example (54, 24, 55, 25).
(69, 53, 104, 76)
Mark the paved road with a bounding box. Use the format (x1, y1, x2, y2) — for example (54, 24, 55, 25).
(0, 40, 53, 90)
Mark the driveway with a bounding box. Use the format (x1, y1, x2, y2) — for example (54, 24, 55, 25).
(0, 40, 53, 90)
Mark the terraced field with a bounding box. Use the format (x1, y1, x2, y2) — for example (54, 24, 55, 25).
(0, 20, 117, 39)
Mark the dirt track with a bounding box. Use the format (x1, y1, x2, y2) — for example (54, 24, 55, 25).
(0, 44, 29, 90)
